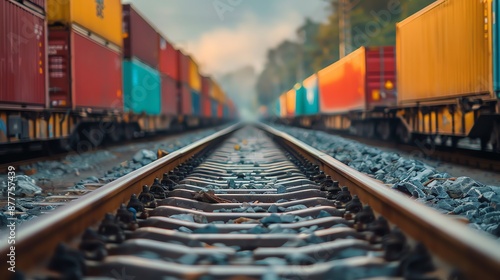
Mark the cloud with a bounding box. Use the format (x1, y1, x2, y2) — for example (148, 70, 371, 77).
(187, 11, 302, 77)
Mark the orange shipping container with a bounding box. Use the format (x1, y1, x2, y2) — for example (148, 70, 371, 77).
(279, 94, 287, 118)
(211, 80, 226, 103)
(396, 0, 493, 104)
(188, 57, 202, 92)
(47, 0, 123, 47)
(285, 89, 296, 117)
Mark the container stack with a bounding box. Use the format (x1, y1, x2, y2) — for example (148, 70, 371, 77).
(158, 36, 179, 117)
(188, 57, 202, 117)
(177, 51, 191, 117)
(122, 4, 160, 115)
(47, 0, 123, 112)
(201, 76, 213, 120)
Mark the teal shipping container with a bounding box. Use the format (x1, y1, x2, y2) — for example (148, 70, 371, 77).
(191, 90, 201, 116)
(302, 74, 319, 115)
(223, 104, 229, 118)
(274, 99, 281, 116)
(494, 0, 500, 97)
(211, 99, 218, 118)
(123, 58, 161, 115)
(295, 84, 305, 116)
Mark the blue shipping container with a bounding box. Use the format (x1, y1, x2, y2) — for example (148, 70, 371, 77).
(295, 84, 305, 116)
(191, 90, 201, 116)
(274, 99, 281, 116)
(223, 104, 229, 118)
(211, 99, 218, 118)
(123, 58, 161, 115)
(302, 74, 319, 115)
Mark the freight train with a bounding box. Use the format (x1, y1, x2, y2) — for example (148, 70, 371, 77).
(0, 0, 236, 155)
(270, 0, 500, 153)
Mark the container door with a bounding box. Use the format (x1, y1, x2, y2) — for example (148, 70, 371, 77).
(494, 0, 500, 97)
(48, 29, 72, 108)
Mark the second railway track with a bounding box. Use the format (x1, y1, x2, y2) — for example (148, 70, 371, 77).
(1, 123, 499, 279)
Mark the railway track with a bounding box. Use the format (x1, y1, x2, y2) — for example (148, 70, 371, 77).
(1, 123, 499, 279)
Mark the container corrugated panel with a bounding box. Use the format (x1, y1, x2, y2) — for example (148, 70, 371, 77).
(161, 75, 178, 115)
(159, 37, 178, 80)
(191, 90, 201, 116)
(211, 99, 218, 118)
(123, 58, 161, 115)
(178, 51, 189, 84)
(179, 84, 192, 115)
(47, 0, 122, 47)
(0, 0, 46, 107)
(302, 74, 320, 115)
(123, 4, 159, 68)
(49, 28, 123, 110)
(494, 0, 500, 96)
(188, 57, 202, 92)
(396, 0, 493, 104)
(201, 76, 211, 97)
(285, 89, 296, 117)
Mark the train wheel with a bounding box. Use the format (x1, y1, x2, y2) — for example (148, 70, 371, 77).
(490, 123, 500, 153)
(107, 123, 123, 143)
(377, 121, 391, 140)
(396, 123, 412, 144)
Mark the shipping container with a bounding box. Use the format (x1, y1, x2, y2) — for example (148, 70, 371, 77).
(202, 95, 211, 118)
(47, 0, 122, 47)
(159, 37, 178, 80)
(274, 100, 281, 117)
(285, 89, 296, 117)
(123, 58, 161, 115)
(279, 94, 287, 117)
(223, 104, 230, 118)
(201, 76, 211, 97)
(217, 103, 223, 118)
(178, 51, 189, 84)
(123, 4, 159, 68)
(179, 84, 192, 115)
(25, 0, 45, 12)
(191, 90, 201, 116)
(188, 57, 202, 92)
(318, 46, 396, 114)
(295, 84, 305, 116)
(211, 80, 226, 103)
(48, 27, 123, 111)
(0, 0, 46, 107)
(161, 75, 178, 116)
(302, 74, 320, 115)
(211, 99, 218, 118)
(396, 0, 493, 104)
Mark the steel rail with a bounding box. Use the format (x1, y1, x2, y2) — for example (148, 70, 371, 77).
(0, 123, 243, 276)
(258, 122, 500, 280)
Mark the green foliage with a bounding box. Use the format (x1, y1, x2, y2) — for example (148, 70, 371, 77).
(256, 0, 436, 106)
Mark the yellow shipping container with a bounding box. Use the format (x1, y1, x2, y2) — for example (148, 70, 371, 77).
(285, 89, 296, 117)
(211, 80, 226, 103)
(188, 57, 202, 92)
(47, 0, 123, 47)
(396, 0, 493, 104)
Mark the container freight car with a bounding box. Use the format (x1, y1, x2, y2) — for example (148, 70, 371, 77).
(48, 27, 123, 111)
(395, 0, 500, 150)
(123, 4, 159, 69)
(0, 0, 46, 108)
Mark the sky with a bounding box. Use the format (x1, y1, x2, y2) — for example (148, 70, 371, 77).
(122, 0, 329, 78)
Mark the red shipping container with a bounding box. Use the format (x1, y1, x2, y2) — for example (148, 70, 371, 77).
(48, 27, 123, 111)
(0, 0, 46, 107)
(318, 46, 396, 114)
(179, 84, 192, 115)
(177, 50, 189, 84)
(201, 76, 211, 97)
(201, 94, 211, 118)
(123, 4, 159, 69)
(159, 37, 178, 80)
(217, 103, 223, 118)
(161, 75, 178, 115)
